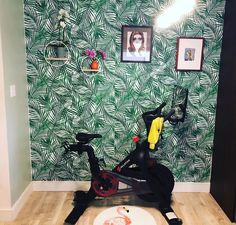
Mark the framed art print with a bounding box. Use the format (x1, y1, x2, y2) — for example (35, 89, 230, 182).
(176, 37, 204, 71)
(121, 25, 153, 63)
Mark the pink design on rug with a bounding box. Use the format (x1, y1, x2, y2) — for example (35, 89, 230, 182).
(103, 206, 132, 225)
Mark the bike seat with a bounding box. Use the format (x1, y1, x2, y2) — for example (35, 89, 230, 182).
(76, 132, 102, 143)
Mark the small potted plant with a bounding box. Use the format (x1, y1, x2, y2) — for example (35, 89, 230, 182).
(85, 48, 107, 69)
(55, 9, 70, 58)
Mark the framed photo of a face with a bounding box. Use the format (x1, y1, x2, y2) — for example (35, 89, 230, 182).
(176, 37, 204, 71)
(121, 25, 153, 63)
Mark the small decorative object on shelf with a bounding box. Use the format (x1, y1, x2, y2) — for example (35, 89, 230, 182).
(57, 9, 70, 43)
(90, 59, 99, 69)
(44, 9, 70, 67)
(53, 8, 70, 59)
(81, 48, 106, 73)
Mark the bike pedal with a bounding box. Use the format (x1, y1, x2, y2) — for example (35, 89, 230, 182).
(168, 218, 183, 225)
(161, 207, 183, 225)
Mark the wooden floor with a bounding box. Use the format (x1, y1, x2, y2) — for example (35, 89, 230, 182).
(0, 192, 235, 225)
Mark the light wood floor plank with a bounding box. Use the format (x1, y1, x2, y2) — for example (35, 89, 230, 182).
(0, 192, 235, 225)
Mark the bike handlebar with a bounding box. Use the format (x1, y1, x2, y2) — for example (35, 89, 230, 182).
(164, 109, 175, 121)
(159, 102, 167, 110)
(142, 102, 176, 122)
(142, 102, 177, 135)
(63, 102, 176, 154)
(142, 102, 166, 119)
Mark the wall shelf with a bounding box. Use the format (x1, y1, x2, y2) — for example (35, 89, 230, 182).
(80, 57, 101, 75)
(81, 68, 99, 72)
(44, 40, 69, 67)
(46, 57, 69, 61)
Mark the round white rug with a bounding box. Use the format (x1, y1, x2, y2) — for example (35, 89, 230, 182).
(93, 205, 157, 225)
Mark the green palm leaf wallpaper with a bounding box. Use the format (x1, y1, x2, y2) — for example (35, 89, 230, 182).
(24, 0, 225, 181)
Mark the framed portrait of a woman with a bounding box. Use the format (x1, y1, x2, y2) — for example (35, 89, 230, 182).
(121, 25, 153, 63)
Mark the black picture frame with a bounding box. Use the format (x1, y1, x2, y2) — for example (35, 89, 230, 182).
(121, 25, 153, 63)
(176, 37, 204, 71)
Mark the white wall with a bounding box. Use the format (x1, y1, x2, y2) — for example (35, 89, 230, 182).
(0, 0, 31, 212)
(0, 25, 11, 210)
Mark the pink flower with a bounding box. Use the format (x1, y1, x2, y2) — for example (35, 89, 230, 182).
(99, 49, 107, 60)
(85, 49, 91, 56)
(85, 48, 106, 60)
(89, 50, 96, 59)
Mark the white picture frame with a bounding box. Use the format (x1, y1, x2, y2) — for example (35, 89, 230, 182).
(176, 37, 204, 71)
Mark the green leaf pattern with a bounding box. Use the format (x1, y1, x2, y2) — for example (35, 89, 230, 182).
(24, 0, 225, 181)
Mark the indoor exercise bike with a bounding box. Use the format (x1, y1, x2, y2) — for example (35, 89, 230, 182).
(63, 86, 188, 225)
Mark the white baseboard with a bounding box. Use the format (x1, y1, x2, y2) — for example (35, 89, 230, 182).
(32, 181, 89, 191)
(173, 182, 210, 192)
(32, 181, 210, 192)
(0, 182, 33, 221)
